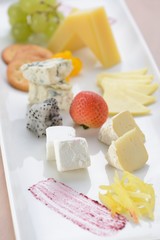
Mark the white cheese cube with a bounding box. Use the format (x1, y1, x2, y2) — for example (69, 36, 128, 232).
(28, 83, 73, 110)
(46, 126, 76, 161)
(98, 110, 145, 145)
(54, 137, 91, 172)
(106, 128, 148, 172)
(21, 58, 73, 85)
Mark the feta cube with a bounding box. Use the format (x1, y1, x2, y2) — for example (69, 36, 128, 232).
(46, 126, 76, 161)
(54, 137, 91, 172)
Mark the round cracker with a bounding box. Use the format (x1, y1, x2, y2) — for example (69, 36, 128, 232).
(12, 48, 53, 62)
(2, 44, 24, 64)
(7, 56, 45, 92)
(2, 44, 53, 64)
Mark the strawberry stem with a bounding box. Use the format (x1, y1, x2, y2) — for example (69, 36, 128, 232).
(80, 124, 89, 129)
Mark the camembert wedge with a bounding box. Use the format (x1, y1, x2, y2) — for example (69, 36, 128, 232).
(106, 128, 148, 172)
(98, 111, 145, 145)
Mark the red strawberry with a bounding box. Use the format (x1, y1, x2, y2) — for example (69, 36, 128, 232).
(69, 91, 109, 129)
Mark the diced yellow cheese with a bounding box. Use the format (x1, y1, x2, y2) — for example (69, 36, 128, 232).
(103, 90, 150, 115)
(48, 7, 121, 68)
(106, 128, 148, 172)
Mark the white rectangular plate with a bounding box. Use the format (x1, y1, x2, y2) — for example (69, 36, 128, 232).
(0, 0, 160, 240)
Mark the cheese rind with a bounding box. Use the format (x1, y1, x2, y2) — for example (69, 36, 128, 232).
(46, 126, 76, 161)
(98, 119, 118, 145)
(21, 58, 73, 85)
(98, 111, 145, 145)
(54, 137, 91, 172)
(29, 83, 73, 110)
(106, 128, 148, 172)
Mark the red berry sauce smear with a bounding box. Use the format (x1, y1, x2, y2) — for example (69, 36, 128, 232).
(29, 178, 127, 237)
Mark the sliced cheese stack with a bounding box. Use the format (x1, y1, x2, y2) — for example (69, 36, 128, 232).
(21, 58, 73, 110)
(46, 126, 91, 172)
(98, 110, 145, 145)
(106, 128, 148, 172)
(99, 111, 148, 172)
(97, 68, 159, 115)
(48, 7, 121, 68)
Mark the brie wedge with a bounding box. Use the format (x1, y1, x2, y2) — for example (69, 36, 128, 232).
(98, 110, 145, 145)
(106, 128, 148, 172)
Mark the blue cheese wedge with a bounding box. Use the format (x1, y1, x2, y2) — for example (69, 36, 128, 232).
(54, 137, 91, 172)
(106, 128, 148, 172)
(98, 110, 145, 145)
(20, 58, 73, 85)
(28, 83, 73, 110)
(46, 126, 76, 161)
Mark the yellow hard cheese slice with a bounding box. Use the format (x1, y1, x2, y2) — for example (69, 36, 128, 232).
(97, 75, 153, 86)
(97, 70, 151, 81)
(97, 67, 159, 115)
(101, 81, 158, 95)
(48, 7, 121, 68)
(122, 89, 155, 105)
(103, 90, 150, 115)
(99, 79, 158, 94)
(98, 68, 148, 78)
(98, 110, 145, 145)
(101, 82, 156, 105)
(106, 128, 148, 172)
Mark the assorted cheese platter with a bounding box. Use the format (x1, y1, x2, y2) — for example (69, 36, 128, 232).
(0, 0, 160, 239)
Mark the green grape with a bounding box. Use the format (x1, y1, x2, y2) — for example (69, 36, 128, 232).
(31, 13, 48, 33)
(19, 0, 40, 14)
(44, 11, 64, 37)
(56, 11, 64, 22)
(35, 0, 58, 12)
(8, 0, 64, 43)
(45, 0, 57, 5)
(28, 33, 48, 46)
(44, 19, 58, 37)
(19, 0, 58, 14)
(11, 23, 32, 42)
(8, 3, 27, 25)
